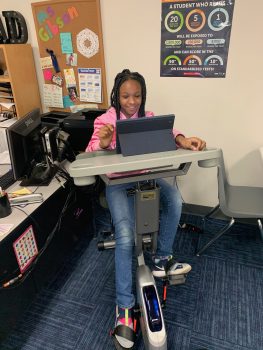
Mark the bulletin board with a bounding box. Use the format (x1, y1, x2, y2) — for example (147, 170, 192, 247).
(31, 0, 108, 112)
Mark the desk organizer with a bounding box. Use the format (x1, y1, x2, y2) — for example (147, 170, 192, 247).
(0, 192, 12, 218)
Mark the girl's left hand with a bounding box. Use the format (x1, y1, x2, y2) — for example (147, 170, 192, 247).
(176, 135, 206, 151)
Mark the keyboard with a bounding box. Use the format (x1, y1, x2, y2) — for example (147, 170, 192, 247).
(0, 169, 16, 190)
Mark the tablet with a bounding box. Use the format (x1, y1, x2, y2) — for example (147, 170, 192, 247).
(116, 114, 176, 156)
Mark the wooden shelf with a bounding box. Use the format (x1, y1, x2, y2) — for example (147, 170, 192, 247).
(0, 44, 41, 118)
(0, 76, 10, 83)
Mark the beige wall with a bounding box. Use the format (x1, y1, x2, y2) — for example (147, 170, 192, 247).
(1, 0, 262, 206)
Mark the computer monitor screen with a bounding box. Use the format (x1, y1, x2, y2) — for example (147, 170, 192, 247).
(116, 114, 177, 156)
(6, 108, 55, 186)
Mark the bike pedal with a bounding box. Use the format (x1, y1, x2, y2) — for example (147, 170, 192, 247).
(167, 274, 186, 285)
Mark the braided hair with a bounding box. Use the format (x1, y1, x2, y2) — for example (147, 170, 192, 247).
(110, 69, 147, 120)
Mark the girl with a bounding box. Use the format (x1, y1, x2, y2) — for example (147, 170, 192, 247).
(87, 69, 206, 349)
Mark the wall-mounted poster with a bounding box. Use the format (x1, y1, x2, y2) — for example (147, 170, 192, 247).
(160, 0, 235, 78)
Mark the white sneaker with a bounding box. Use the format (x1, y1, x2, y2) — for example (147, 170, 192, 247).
(152, 255, 192, 278)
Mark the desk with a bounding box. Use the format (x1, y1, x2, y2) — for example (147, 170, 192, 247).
(0, 164, 10, 175)
(0, 174, 93, 342)
(0, 177, 65, 240)
(69, 148, 221, 184)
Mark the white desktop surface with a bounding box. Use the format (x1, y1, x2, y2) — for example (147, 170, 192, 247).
(69, 148, 221, 178)
(0, 164, 11, 176)
(0, 176, 65, 242)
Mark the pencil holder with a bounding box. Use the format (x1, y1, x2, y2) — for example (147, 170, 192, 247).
(0, 193, 12, 218)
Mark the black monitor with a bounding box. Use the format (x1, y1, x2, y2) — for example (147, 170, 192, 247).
(6, 108, 56, 186)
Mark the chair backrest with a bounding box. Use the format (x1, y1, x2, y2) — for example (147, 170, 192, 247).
(216, 151, 233, 217)
(200, 148, 263, 220)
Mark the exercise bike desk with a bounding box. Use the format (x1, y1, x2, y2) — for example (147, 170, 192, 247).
(68, 148, 221, 350)
(69, 148, 221, 186)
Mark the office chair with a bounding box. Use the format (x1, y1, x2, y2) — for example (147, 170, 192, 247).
(196, 149, 263, 256)
(73, 151, 113, 238)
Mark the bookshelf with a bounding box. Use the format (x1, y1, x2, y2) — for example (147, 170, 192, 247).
(0, 44, 41, 118)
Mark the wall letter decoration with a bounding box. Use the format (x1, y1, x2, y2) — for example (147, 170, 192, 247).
(2, 11, 28, 44)
(0, 17, 9, 43)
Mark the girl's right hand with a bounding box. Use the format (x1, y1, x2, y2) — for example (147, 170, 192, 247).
(99, 124, 114, 149)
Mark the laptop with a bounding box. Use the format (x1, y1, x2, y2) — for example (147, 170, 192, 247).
(116, 114, 177, 156)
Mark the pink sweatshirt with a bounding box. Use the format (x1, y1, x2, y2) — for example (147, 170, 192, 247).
(86, 107, 182, 152)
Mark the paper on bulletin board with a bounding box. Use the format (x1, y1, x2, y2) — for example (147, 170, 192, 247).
(78, 68, 102, 103)
(43, 69, 53, 81)
(60, 32, 73, 54)
(66, 53, 77, 66)
(40, 56, 53, 70)
(63, 95, 74, 108)
(70, 103, 98, 113)
(64, 68, 77, 87)
(43, 84, 63, 108)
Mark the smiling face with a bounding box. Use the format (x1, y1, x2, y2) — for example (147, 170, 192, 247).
(119, 79, 142, 118)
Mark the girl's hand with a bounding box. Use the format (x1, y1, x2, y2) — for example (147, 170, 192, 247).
(176, 135, 206, 151)
(99, 124, 114, 149)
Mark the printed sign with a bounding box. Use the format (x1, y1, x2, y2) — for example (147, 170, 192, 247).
(160, 0, 235, 78)
(13, 225, 38, 273)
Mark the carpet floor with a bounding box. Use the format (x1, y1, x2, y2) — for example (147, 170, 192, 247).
(1, 213, 263, 350)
